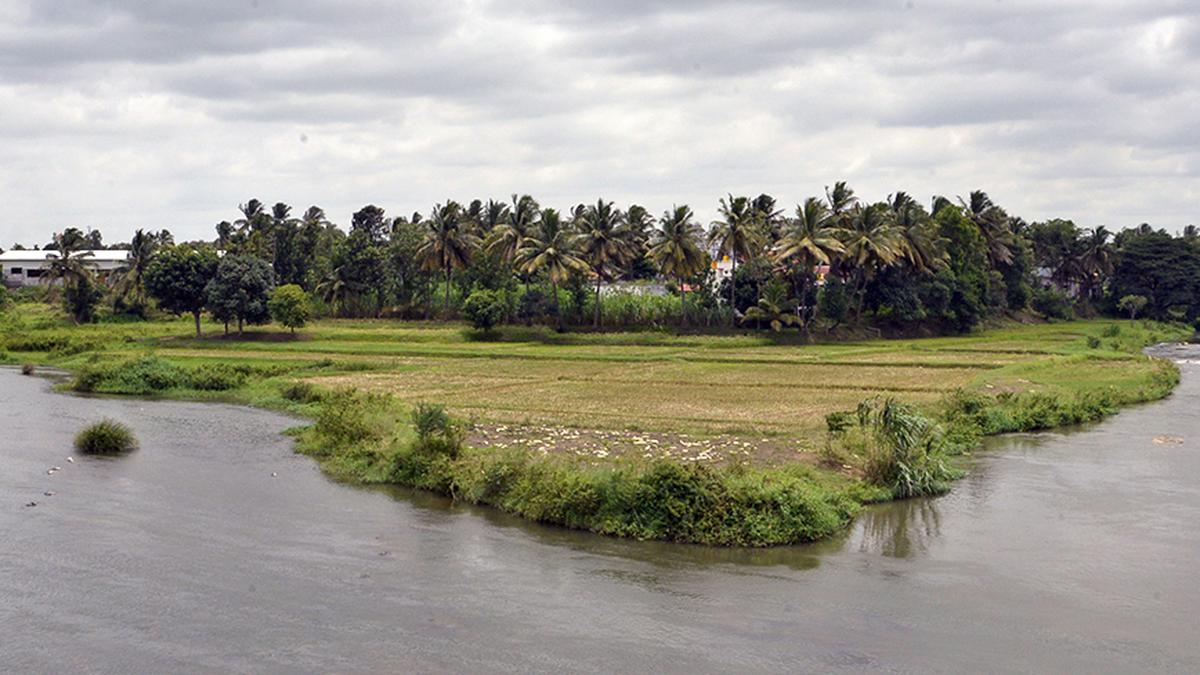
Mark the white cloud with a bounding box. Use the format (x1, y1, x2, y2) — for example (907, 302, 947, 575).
(0, 0, 1196, 246)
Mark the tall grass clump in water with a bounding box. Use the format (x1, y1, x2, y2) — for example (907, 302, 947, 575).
(75, 419, 138, 454)
(826, 397, 958, 498)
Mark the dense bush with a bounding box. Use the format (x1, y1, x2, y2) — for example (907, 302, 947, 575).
(1032, 287, 1074, 320)
(462, 289, 505, 332)
(21, 363, 35, 375)
(74, 419, 138, 454)
(825, 397, 958, 498)
(72, 356, 273, 394)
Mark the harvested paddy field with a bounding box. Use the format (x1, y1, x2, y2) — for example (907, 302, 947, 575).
(4, 307, 1184, 467)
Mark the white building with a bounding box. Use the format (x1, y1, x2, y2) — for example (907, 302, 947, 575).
(0, 250, 129, 287)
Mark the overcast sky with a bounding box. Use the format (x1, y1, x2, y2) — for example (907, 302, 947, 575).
(1, 0, 1197, 246)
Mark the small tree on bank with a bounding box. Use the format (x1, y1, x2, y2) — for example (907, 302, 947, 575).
(1118, 294, 1148, 320)
(145, 245, 220, 337)
(206, 255, 274, 335)
(269, 284, 311, 333)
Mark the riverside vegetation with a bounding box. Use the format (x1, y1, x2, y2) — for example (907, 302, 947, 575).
(5, 183, 1199, 544)
(1, 299, 1188, 546)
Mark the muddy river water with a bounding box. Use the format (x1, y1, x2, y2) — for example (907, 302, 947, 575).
(2, 348, 1198, 673)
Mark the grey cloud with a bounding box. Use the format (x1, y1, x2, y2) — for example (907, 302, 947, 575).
(1, 0, 1199, 245)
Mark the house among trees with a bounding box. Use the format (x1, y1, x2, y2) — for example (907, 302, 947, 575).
(0, 250, 129, 287)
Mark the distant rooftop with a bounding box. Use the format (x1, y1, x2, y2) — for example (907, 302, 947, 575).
(0, 249, 130, 262)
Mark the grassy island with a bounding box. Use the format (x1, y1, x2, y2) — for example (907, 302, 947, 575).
(1, 302, 1189, 546)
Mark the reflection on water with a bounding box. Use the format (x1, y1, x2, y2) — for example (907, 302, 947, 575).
(854, 497, 944, 558)
(3, 350, 1200, 674)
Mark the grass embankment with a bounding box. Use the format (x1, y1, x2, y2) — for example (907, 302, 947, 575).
(0, 302, 1189, 545)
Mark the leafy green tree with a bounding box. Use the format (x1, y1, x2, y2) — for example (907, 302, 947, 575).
(708, 194, 764, 325)
(1117, 294, 1148, 320)
(206, 254, 275, 334)
(576, 199, 634, 327)
(515, 208, 588, 330)
(648, 205, 707, 326)
(145, 244, 220, 336)
(1109, 231, 1200, 320)
(268, 284, 311, 333)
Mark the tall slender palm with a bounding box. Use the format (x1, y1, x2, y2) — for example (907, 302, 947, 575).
(708, 194, 763, 325)
(1077, 226, 1112, 301)
(842, 203, 902, 319)
(43, 231, 95, 289)
(486, 194, 539, 264)
(751, 193, 785, 241)
(111, 229, 157, 309)
(960, 190, 1015, 267)
(417, 201, 481, 314)
(624, 204, 654, 249)
(649, 205, 707, 326)
(43, 232, 97, 323)
(773, 197, 846, 327)
(889, 192, 946, 274)
(514, 208, 588, 330)
(825, 181, 858, 221)
(576, 199, 634, 327)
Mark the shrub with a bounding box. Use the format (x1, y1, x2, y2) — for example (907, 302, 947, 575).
(21, 363, 35, 376)
(1086, 335, 1101, 349)
(187, 363, 247, 391)
(462, 289, 505, 332)
(1101, 324, 1121, 338)
(281, 380, 323, 403)
(411, 402, 463, 458)
(310, 389, 386, 453)
(1031, 287, 1074, 320)
(74, 419, 138, 454)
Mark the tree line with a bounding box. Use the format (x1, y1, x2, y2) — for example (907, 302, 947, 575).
(6, 184, 1199, 335)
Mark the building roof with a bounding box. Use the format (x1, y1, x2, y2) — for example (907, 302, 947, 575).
(0, 250, 130, 263)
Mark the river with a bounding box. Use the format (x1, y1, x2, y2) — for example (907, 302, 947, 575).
(2, 348, 1199, 673)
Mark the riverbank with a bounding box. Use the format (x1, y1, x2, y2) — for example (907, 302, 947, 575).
(0, 302, 1190, 545)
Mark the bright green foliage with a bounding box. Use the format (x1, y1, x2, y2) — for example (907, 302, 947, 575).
(206, 254, 275, 334)
(462, 289, 505, 332)
(268, 284, 311, 333)
(145, 245, 220, 337)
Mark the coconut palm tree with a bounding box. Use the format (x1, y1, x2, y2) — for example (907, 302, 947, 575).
(741, 281, 798, 332)
(1077, 226, 1113, 301)
(842, 203, 902, 319)
(486, 194, 539, 265)
(773, 197, 846, 328)
(514, 208, 588, 330)
(576, 199, 634, 327)
(825, 181, 858, 221)
(649, 205, 707, 326)
(624, 204, 654, 249)
(708, 194, 763, 325)
(111, 229, 157, 310)
(417, 201, 481, 314)
(43, 232, 95, 289)
(960, 190, 1015, 268)
(889, 192, 946, 274)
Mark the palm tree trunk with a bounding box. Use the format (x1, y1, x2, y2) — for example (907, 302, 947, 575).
(593, 274, 602, 328)
(552, 280, 562, 331)
(680, 278, 689, 328)
(193, 311, 202, 338)
(729, 256, 737, 327)
(444, 266, 452, 315)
